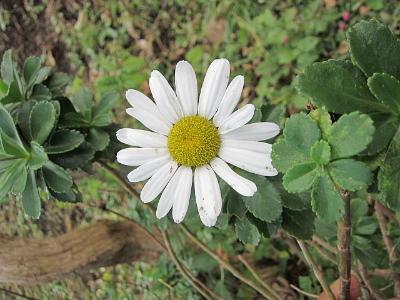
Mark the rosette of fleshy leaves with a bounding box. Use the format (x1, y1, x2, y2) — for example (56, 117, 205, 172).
(0, 50, 120, 218)
(296, 19, 400, 215)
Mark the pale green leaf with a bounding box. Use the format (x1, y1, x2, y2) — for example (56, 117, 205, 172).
(330, 159, 372, 191)
(235, 216, 260, 245)
(283, 162, 319, 193)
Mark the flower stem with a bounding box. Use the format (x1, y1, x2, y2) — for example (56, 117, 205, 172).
(297, 240, 335, 300)
(337, 191, 351, 300)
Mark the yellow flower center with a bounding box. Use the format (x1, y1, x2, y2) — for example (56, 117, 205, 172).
(168, 115, 221, 167)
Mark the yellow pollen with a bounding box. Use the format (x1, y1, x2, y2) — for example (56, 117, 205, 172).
(168, 115, 221, 167)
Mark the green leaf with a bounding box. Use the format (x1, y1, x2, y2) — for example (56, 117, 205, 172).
(87, 128, 109, 151)
(311, 174, 344, 222)
(22, 170, 41, 219)
(28, 142, 48, 170)
(235, 216, 260, 245)
(30, 84, 52, 101)
(92, 91, 120, 126)
(379, 128, 400, 211)
(330, 159, 372, 192)
(354, 216, 378, 235)
(42, 161, 73, 193)
(1, 49, 14, 85)
(23, 56, 41, 91)
(241, 174, 282, 222)
(0, 104, 22, 144)
(279, 186, 310, 211)
(70, 87, 92, 120)
(309, 107, 332, 139)
(49, 186, 81, 203)
(0, 129, 28, 157)
(0, 80, 7, 96)
(328, 112, 375, 159)
(272, 113, 320, 173)
(368, 73, 400, 115)
(365, 112, 398, 155)
(311, 140, 331, 165)
(347, 20, 400, 79)
(297, 60, 388, 114)
(227, 192, 247, 218)
(29, 101, 56, 144)
(45, 129, 84, 154)
(283, 162, 319, 193)
(45, 72, 70, 91)
(50, 141, 95, 169)
(282, 208, 315, 240)
(1, 80, 23, 104)
(0, 159, 27, 200)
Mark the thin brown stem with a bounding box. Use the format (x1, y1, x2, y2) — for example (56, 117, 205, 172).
(375, 201, 400, 296)
(297, 240, 335, 300)
(237, 255, 281, 300)
(357, 261, 385, 300)
(162, 231, 217, 300)
(180, 224, 276, 300)
(337, 191, 351, 300)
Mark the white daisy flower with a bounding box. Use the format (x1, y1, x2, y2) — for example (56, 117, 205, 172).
(116, 59, 280, 226)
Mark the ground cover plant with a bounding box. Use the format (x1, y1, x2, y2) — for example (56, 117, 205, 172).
(1, 1, 400, 299)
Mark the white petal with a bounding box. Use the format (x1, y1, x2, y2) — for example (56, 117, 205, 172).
(221, 122, 280, 141)
(126, 108, 171, 135)
(213, 76, 244, 126)
(140, 160, 178, 203)
(194, 165, 222, 221)
(210, 157, 257, 197)
(149, 70, 183, 123)
(218, 104, 255, 134)
(175, 61, 198, 116)
(172, 166, 193, 223)
(127, 155, 171, 182)
(221, 139, 272, 154)
(126, 89, 155, 111)
(194, 168, 218, 227)
(198, 59, 230, 119)
(116, 148, 168, 166)
(116, 128, 167, 148)
(219, 146, 278, 176)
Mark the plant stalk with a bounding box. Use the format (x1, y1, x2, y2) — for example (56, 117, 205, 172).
(337, 191, 351, 300)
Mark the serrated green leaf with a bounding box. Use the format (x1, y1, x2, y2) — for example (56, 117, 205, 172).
(241, 174, 282, 222)
(282, 208, 315, 240)
(23, 56, 41, 91)
(0, 129, 28, 157)
(50, 141, 95, 169)
(379, 128, 400, 212)
(311, 174, 344, 222)
(0, 104, 22, 144)
(29, 101, 56, 144)
(297, 60, 388, 114)
(347, 20, 400, 79)
(30, 84, 52, 101)
(283, 162, 319, 193)
(364, 112, 398, 155)
(354, 216, 378, 235)
(260, 104, 285, 124)
(368, 73, 400, 115)
(1, 80, 23, 104)
(92, 91, 120, 126)
(279, 186, 310, 211)
(45, 129, 84, 154)
(42, 161, 73, 193)
(330, 159, 372, 192)
(28, 141, 48, 170)
(272, 113, 320, 173)
(45, 72, 70, 91)
(1, 49, 14, 85)
(0, 159, 27, 200)
(70, 87, 92, 120)
(235, 216, 260, 245)
(49, 185, 81, 203)
(328, 112, 375, 159)
(311, 140, 331, 165)
(309, 107, 332, 139)
(227, 192, 247, 218)
(22, 170, 41, 219)
(87, 128, 109, 151)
